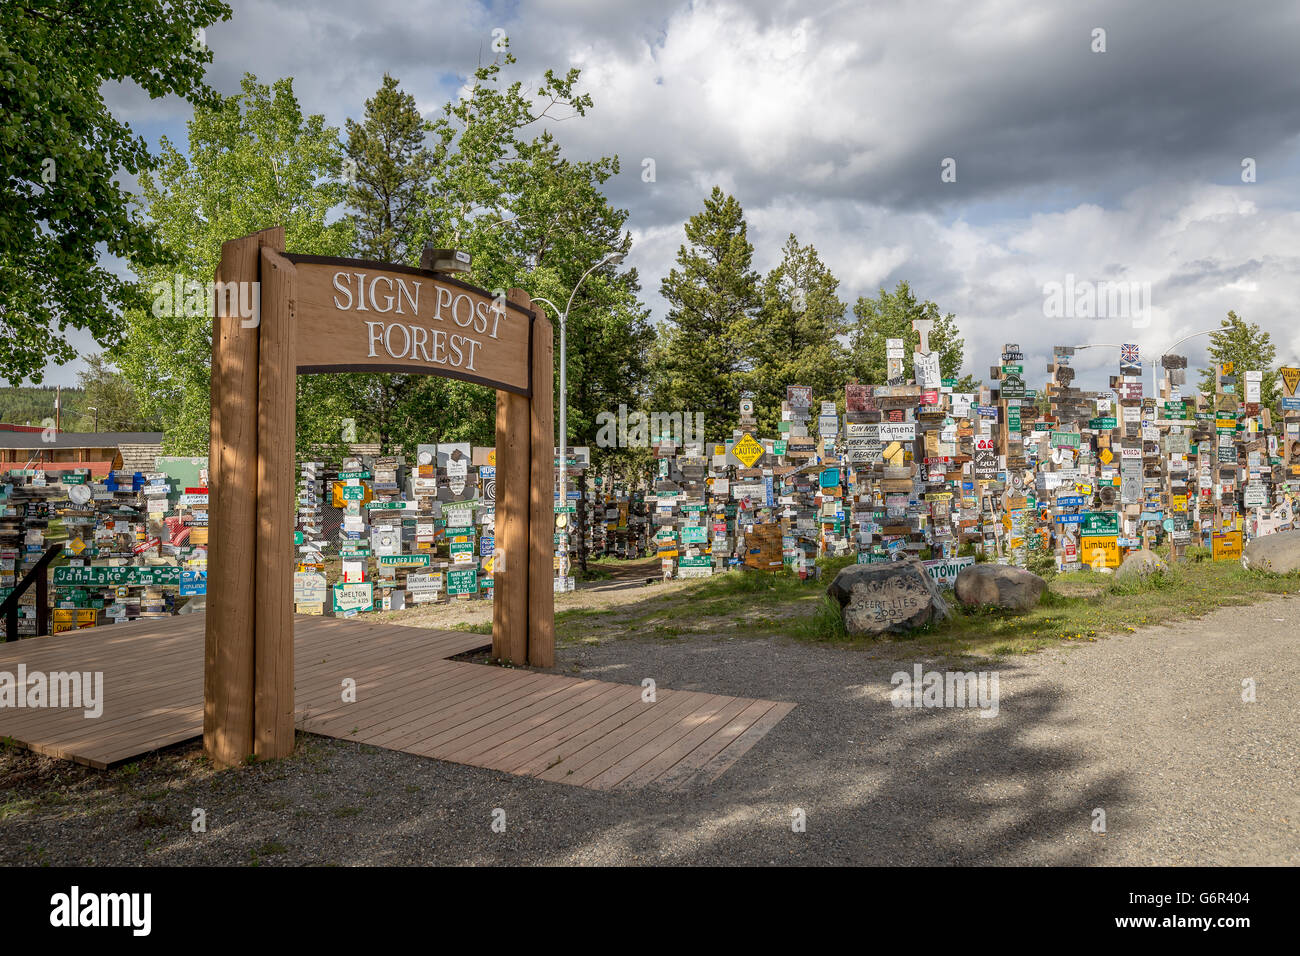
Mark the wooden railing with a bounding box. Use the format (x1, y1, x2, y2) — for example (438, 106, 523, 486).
(1, 543, 62, 641)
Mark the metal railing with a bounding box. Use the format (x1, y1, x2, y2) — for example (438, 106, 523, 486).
(1, 543, 62, 641)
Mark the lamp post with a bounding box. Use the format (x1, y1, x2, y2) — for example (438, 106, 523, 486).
(532, 250, 624, 578)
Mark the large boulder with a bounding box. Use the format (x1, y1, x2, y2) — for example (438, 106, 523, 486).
(826, 558, 952, 637)
(954, 564, 1046, 611)
(1242, 529, 1300, 574)
(1115, 549, 1168, 581)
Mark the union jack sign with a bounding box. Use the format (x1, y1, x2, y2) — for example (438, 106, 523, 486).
(1120, 343, 1140, 365)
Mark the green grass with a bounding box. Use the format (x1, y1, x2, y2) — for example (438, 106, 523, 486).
(553, 556, 1300, 660)
(900, 560, 1300, 657)
(789, 595, 849, 642)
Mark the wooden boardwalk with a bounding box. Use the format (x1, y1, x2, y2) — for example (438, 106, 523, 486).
(0, 613, 792, 789)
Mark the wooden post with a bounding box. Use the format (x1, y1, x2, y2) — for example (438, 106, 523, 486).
(528, 307, 555, 667)
(254, 247, 297, 759)
(492, 288, 533, 665)
(205, 226, 283, 767)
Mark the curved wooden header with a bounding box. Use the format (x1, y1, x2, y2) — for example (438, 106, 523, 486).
(285, 254, 535, 396)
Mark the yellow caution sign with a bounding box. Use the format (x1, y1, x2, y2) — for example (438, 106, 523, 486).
(733, 433, 765, 468)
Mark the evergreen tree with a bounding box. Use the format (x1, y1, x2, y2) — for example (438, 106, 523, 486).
(750, 234, 849, 428)
(1196, 311, 1278, 407)
(344, 73, 435, 265)
(75, 353, 160, 432)
(652, 187, 761, 441)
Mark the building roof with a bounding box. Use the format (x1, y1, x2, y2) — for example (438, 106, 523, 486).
(0, 431, 164, 450)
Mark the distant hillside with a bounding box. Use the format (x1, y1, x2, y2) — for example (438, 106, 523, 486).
(0, 386, 88, 429)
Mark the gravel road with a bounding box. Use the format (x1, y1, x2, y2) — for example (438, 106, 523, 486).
(1, 594, 1295, 865)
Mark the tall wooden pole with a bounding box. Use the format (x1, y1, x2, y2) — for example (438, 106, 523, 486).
(491, 287, 534, 665)
(254, 247, 297, 758)
(205, 226, 283, 767)
(528, 305, 556, 667)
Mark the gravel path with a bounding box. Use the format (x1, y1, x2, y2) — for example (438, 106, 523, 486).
(1, 594, 1296, 865)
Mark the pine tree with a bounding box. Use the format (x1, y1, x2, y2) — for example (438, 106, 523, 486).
(653, 188, 761, 441)
(344, 74, 435, 265)
(848, 281, 967, 386)
(749, 234, 849, 428)
(1196, 311, 1278, 407)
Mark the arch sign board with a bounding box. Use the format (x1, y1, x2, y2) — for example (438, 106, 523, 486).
(286, 255, 534, 394)
(204, 229, 554, 767)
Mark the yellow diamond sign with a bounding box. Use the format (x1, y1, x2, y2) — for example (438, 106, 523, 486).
(733, 433, 765, 468)
(1099, 447, 1113, 465)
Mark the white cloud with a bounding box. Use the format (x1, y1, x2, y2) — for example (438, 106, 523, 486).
(45, 0, 1300, 395)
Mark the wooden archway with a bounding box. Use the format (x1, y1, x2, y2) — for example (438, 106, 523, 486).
(204, 227, 554, 767)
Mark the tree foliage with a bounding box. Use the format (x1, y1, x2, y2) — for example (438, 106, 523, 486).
(74, 352, 160, 432)
(848, 280, 967, 386)
(1195, 310, 1278, 407)
(343, 73, 435, 265)
(652, 187, 761, 442)
(749, 233, 849, 428)
(0, 0, 232, 383)
(115, 74, 354, 454)
(406, 51, 652, 460)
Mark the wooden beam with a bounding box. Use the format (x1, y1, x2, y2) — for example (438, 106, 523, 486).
(254, 247, 297, 759)
(528, 304, 555, 667)
(204, 226, 282, 768)
(492, 290, 533, 665)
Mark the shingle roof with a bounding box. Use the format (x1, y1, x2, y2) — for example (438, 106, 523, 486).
(0, 431, 164, 450)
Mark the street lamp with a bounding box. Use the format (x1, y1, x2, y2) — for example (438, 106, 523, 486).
(532, 250, 625, 576)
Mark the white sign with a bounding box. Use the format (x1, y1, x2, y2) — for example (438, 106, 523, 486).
(877, 423, 917, 442)
(914, 351, 942, 388)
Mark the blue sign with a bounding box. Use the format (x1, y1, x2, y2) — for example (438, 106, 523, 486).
(1055, 513, 1087, 524)
(480, 535, 494, 556)
(819, 468, 840, 488)
(1282, 397, 1300, 411)
(1057, 496, 1084, 507)
(180, 570, 207, 596)
(764, 475, 775, 507)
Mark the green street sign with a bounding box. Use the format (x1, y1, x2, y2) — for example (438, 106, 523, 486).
(1082, 512, 1119, 535)
(378, 554, 431, 567)
(52, 566, 182, 587)
(447, 568, 478, 595)
(1088, 417, 1117, 430)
